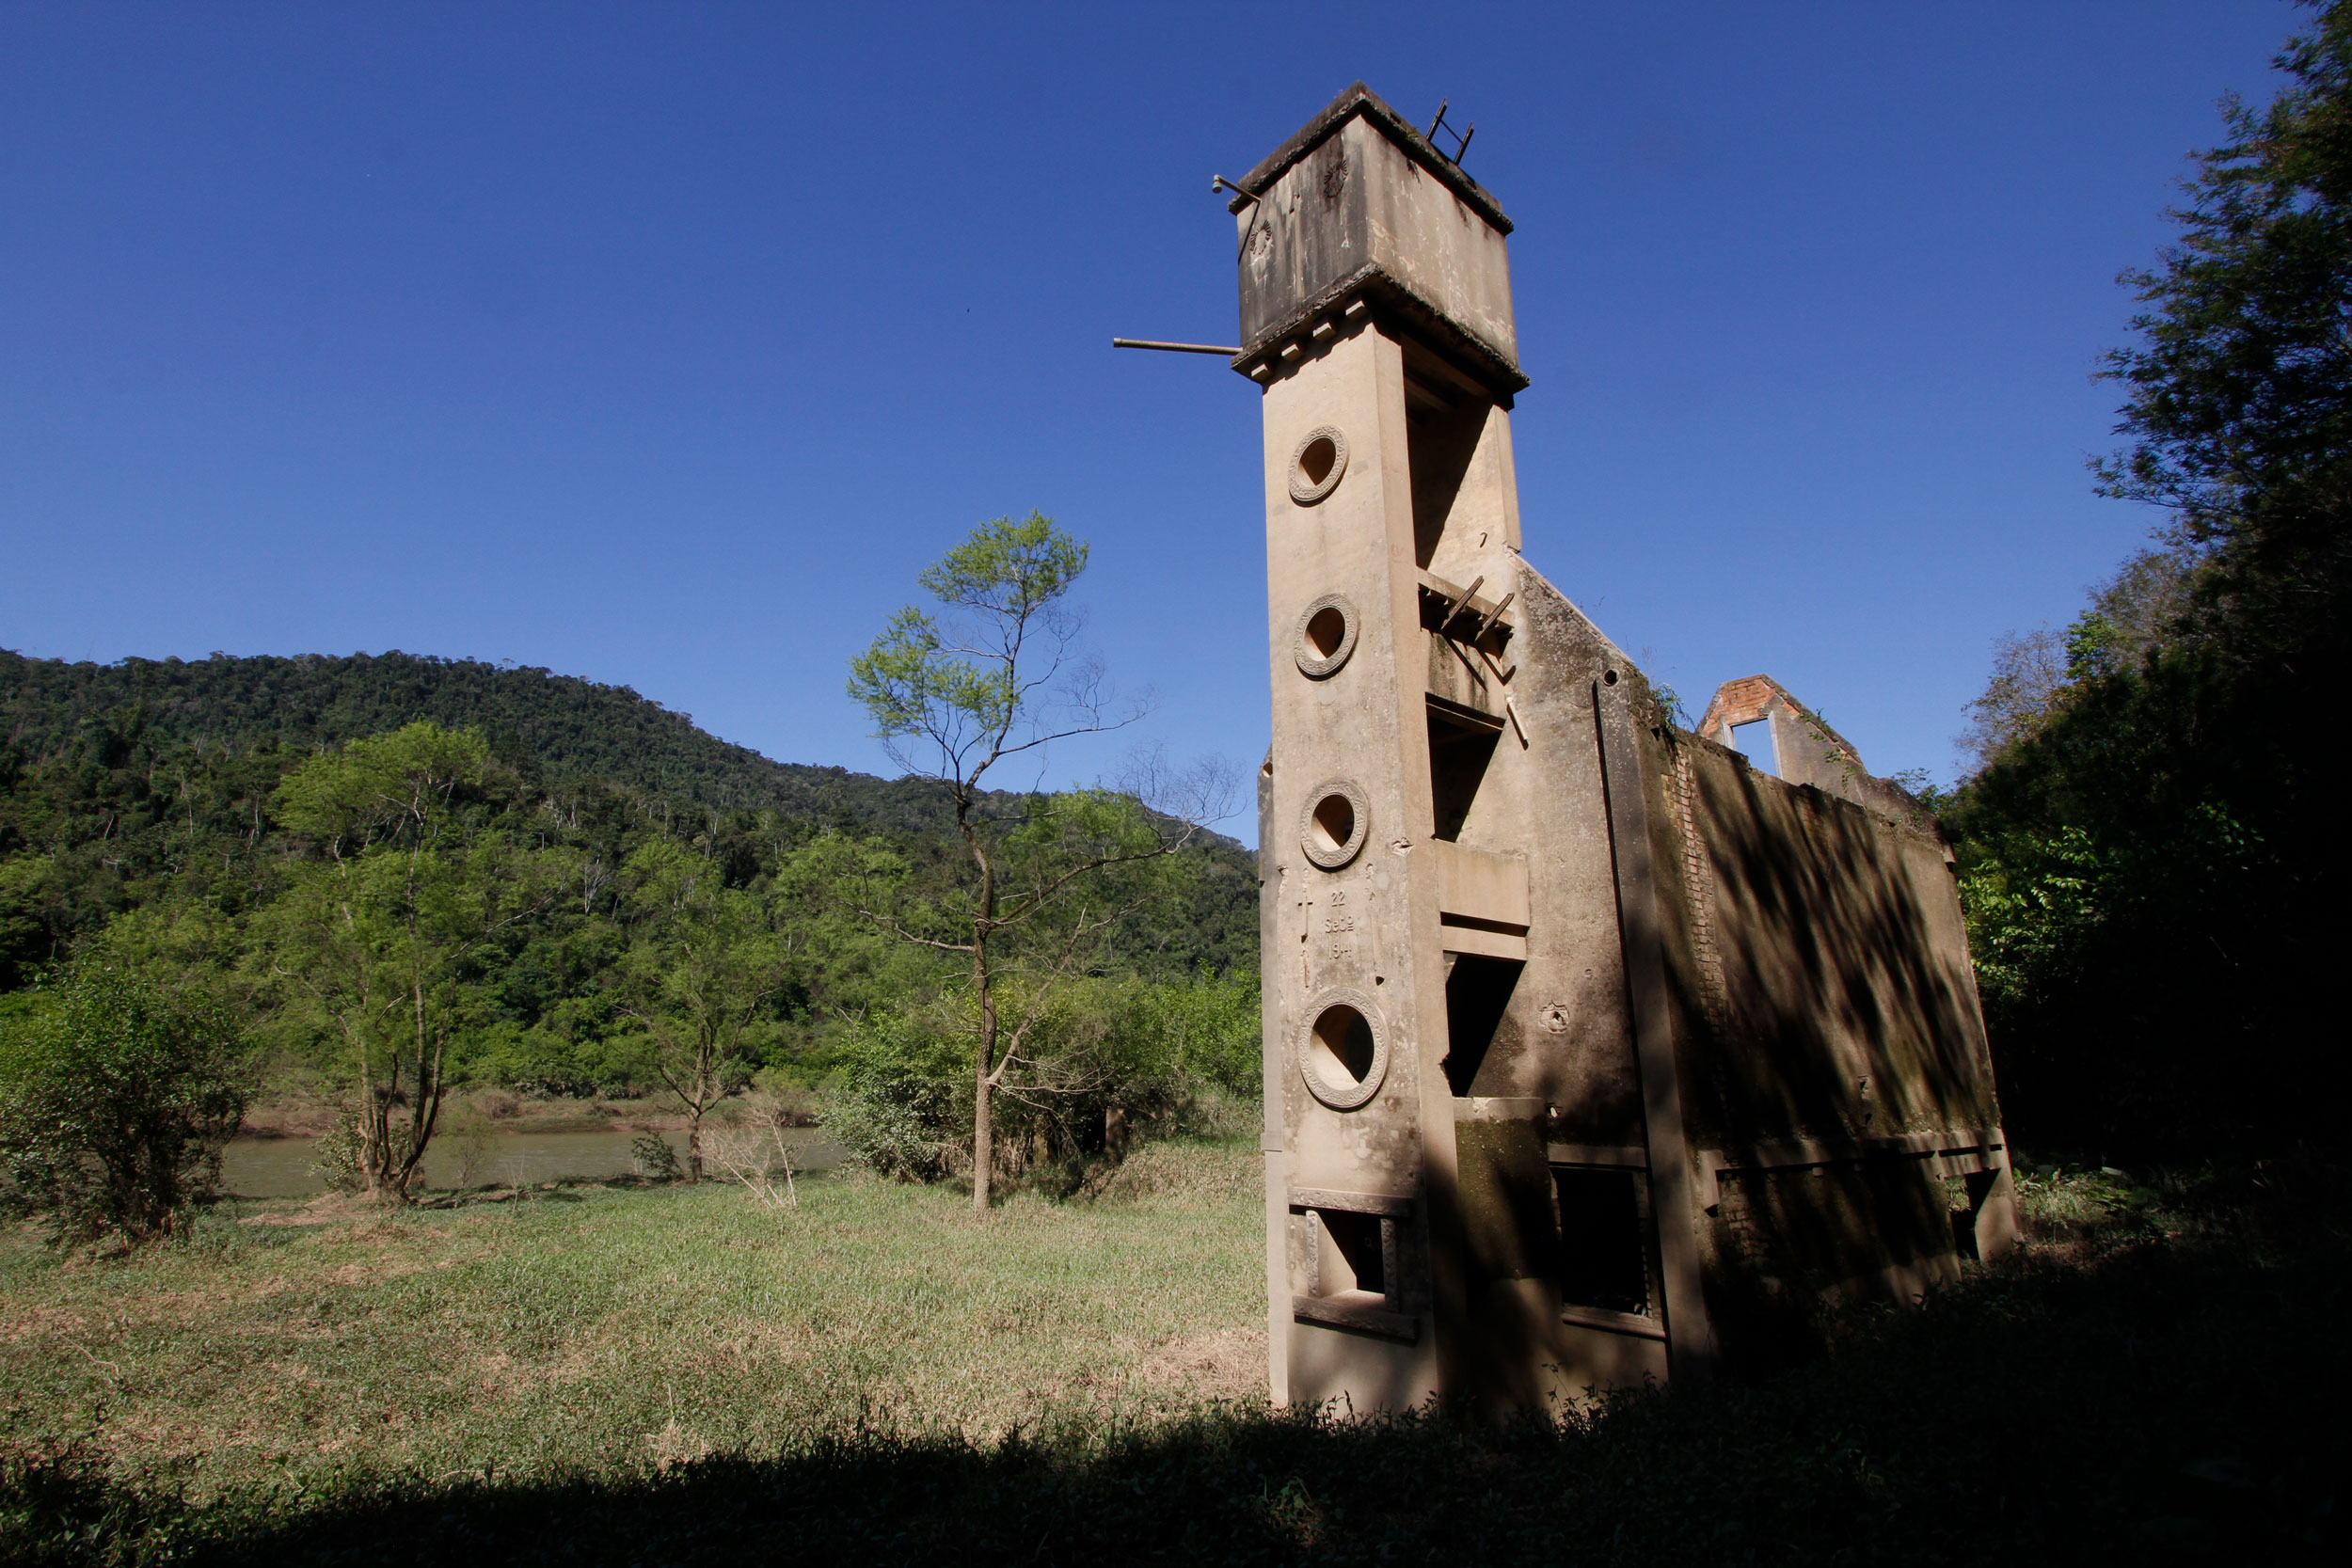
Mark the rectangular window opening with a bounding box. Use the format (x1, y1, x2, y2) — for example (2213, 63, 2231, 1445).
(1311, 1208, 1389, 1300)
(1554, 1167, 1652, 1317)
(1406, 376, 1487, 571)
(1427, 705, 1501, 842)
(1442, 953, 1523, 1097)
(1731, 718, 1778, 778)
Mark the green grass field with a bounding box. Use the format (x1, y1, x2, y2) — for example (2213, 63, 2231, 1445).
(0, 1138, 1267, 1491)
(2, 1143, 2344, 1565)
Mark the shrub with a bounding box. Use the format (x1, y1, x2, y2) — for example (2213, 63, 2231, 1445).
(629, 1128, 681, 1180)
(308, 1111, 370, 1194)
(822, 1009, 967, 1181)
(822, 973, 1261, 1189)
(0, 962, 251, 1244)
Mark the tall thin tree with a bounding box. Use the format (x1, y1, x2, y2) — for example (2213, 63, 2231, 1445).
(848, 514, 1224, 1210)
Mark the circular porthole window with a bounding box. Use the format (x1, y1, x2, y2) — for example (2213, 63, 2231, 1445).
(1300, 778, 1369, 869)
(1292, 594, 1359, 679)
(1297, 989, 1388, 1110)
(1288, 425, 1348, 506)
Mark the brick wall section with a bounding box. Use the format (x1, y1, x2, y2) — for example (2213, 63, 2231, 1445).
(1695, 673, 1784, 742)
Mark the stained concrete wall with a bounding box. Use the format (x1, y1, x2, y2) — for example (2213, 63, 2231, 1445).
(1236, 83, 2011, 1413)
(1232, 84, 1525, 397)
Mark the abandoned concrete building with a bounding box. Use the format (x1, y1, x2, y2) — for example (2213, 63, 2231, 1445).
(1232, 85, 2015, 1410)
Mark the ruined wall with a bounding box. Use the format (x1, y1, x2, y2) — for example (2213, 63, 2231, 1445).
(1641, 721, 2012, 1362)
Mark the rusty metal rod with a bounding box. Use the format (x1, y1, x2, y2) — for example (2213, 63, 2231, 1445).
(1469, 590, 1515, 644)
(1112, 339, 1244, 356)
(1441, 575, 1486, 629)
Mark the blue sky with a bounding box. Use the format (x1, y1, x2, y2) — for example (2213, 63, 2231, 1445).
(0, 2, 2298, 835)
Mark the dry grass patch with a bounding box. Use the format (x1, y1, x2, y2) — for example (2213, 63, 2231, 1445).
(0, 1137, 1265, 1494)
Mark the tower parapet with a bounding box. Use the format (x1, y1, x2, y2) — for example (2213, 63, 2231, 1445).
(1229, 84, 1525, 399)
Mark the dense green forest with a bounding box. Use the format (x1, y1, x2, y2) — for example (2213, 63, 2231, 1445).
(1936, 5, 2352, 1163)
(0, 647, 1261, 1197)
(0, 646, 1242, 841)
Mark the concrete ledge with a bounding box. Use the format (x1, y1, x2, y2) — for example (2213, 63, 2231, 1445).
(1234, 268, 1531, 397)
(1294, 1292, 1421, 1342)
(1560, 1305, 1668, 1342)
(1695, 1130, 2009, 1208)
(1547, 1142, 1650, 1168)
(1290, 1186, 1415, 1216)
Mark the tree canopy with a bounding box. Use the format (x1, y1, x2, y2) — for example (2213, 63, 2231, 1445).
(1945, 1, 2352, 1158)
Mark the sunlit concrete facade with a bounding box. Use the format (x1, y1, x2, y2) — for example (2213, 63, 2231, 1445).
(1242, 85, 2016, 1411)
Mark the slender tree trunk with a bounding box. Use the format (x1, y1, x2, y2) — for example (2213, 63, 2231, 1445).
(358, 1076, 385, 1202)
(966, 797, 998, 1212)
(391, 983, 446, 1202)
(686, 1045, 708, 1182)
(973, 941, 993, 1211)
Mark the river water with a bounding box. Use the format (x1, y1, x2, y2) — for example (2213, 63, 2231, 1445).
(219, 1127, 847, 1198)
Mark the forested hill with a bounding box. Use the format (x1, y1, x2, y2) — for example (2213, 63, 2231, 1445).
(0, 648, 1226, 845)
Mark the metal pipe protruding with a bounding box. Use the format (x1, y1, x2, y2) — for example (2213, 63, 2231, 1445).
(1112, 339, 1245, 356)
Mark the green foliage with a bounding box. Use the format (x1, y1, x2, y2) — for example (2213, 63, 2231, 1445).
(0, 645, 1255, 989)
(1944, 5, 2352, 1159)
(2096, 3, 2352, 608)
(0, 962, 249, 1243)
(271, 721, 492, 850)
(251, 724, 578, 1198)
(825, 972, 1260, 1188)
(628, 1127, 681, 1180)
(849, 513, 1090, 768)
(0, 661, 1256, 1108)
(0, 646, 992, 831)
(847, 512, 1234, 1206)
(618, 837, 789, 1180)
(824, 1008, 971, 1180)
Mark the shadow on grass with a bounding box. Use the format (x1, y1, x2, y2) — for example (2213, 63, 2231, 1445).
(7, 1210, 2344, 1566)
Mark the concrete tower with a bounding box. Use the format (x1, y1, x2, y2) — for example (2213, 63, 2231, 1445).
(1240, 86, 2014, 1412)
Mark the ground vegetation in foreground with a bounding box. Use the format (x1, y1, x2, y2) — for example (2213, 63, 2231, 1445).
(0, 1138, 2342, 1565)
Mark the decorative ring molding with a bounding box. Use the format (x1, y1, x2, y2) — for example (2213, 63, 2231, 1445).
(1292, 594, 1359, 679)
(1299, 777, 1370, 869)
(1297, 988, 1390, 1111)
(1287, 425, 1349, 506)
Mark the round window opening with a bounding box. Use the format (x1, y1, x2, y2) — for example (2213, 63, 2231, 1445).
(1300, 779, 1368, 869)
(1298, 990, 1388, 1110)
(1292, 594, 1359, 678)
(1287, 425, 1349, 506)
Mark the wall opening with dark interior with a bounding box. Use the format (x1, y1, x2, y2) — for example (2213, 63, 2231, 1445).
(1405, 366, 1488, 571)
(1554, 1167, 1652, 1316)
(1312, 1208, 1389, 1300)
(1306, 1000, 1377, 1091)
(1427, 703, 1502, 842)
(1443, 953, 1523, 1096)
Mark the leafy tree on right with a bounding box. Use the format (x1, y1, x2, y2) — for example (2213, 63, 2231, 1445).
(1947, 1, 2352, 1158)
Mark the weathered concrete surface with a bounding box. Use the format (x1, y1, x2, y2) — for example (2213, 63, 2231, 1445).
(1232, 84, 1525, 397)
(1238, 84, 2011, 1411)
(1695, 673, 1928, 825)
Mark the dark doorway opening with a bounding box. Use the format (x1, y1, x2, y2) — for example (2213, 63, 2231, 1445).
(1427, 705, 1501, 842)
(1406, 368, 1487, 569)
(1443, 954, 1523, 1096)
(1554, 1167, 1651, 1316)
(1315, 1208, 1388, 1299)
